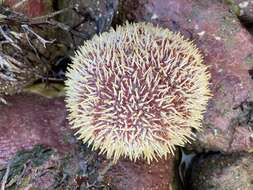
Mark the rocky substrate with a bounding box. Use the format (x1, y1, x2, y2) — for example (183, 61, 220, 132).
(187, 152, 253, 190)
(0, 0, 252, 189)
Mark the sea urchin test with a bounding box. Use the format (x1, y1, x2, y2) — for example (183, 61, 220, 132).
(65, 22, 211, 163)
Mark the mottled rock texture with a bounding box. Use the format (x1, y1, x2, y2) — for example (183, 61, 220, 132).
(0, 93, 73, 165)
(225, 0, 253, 23)
(105, 158, 179, 190)
(56, 0, 118, 46)
(3, 0, 53, 17)
(187, 153, 253, 190)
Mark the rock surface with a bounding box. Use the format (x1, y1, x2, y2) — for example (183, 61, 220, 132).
(187, 153, 253, 190)
(3, 0, 53, 17)
(56, 0, 119, 46)
(0, 93, 73, 165)
(118, 0, 253, 153)
(105, 158, 179, 190)
(225, 0, 253, 23)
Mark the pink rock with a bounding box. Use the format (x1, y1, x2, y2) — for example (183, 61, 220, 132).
(0, 93, 73, 164)
(119, 0, 253, 152)
(104, 158, 178, 190)
(3, 0, 53, 17)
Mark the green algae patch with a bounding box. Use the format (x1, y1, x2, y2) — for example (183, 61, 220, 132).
(0, 145, 54, 190)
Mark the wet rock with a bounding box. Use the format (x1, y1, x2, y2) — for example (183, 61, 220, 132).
(104, 158, 179, 190)
(118, 0, 253, 153)
(0, 93, 73, 165)
(55, 0, 118, 47)
(0, 145, 101, 190)
(225, 0, 253, 23)
(248, 24, 253, 34)
(187, 153, 253, 190)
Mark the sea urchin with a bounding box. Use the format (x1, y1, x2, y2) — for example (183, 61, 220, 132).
(65, 22, 211, 163)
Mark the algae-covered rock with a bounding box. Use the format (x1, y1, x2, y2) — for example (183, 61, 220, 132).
(0, 143, 180, 189)
(225, 0, 253, 23)
(0, 145, 110, 189)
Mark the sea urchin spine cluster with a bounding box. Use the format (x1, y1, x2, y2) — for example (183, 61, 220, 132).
(65, 22, 211, 163)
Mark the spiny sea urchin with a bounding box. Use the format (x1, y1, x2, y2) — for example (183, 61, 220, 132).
(65, 22, 211, 163)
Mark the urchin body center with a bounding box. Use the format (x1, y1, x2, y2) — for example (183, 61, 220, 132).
(80, 44, 193, 144)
